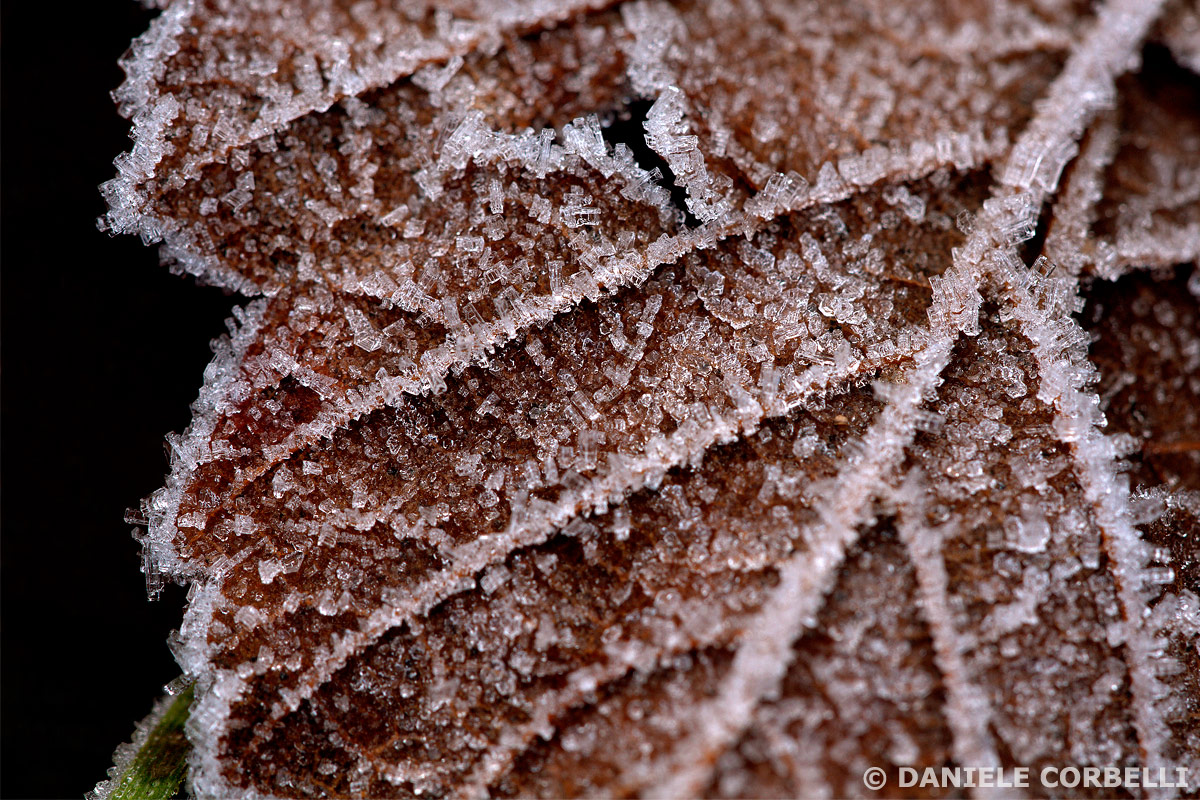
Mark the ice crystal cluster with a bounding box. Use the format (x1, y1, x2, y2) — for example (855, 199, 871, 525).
(101, 0, 1200, 796)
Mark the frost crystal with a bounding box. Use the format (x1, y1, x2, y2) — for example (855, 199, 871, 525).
(102, 0, 1198, 797)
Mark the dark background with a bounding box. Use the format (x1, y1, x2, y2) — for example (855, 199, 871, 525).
(2, 5, 240, 796)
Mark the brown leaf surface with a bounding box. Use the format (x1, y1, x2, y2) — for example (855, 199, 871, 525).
(101, 0, 1199, 797)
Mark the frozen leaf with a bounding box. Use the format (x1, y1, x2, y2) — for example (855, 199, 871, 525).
(100, 0, 1199, 796)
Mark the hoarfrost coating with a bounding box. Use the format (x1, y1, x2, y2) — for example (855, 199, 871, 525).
(99, 0, 1199, 797)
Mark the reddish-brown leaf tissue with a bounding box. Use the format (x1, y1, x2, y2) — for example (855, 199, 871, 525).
(98, 0, 1198, 797)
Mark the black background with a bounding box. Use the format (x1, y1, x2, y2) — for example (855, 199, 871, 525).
(2, 4, 240, 796)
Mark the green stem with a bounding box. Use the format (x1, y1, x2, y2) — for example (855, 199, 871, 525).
(102, 683, 194, 800)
